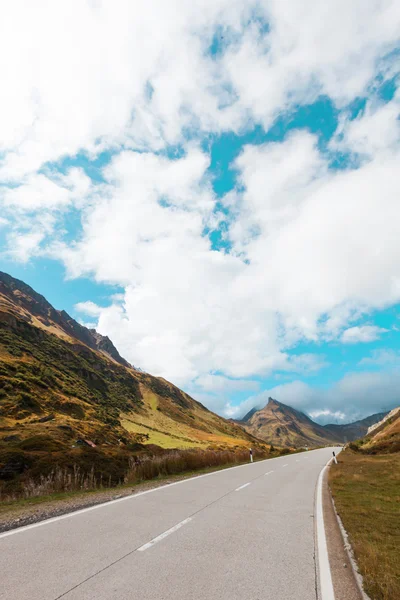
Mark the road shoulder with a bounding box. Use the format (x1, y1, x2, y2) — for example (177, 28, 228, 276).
(322, 465, 362, 600)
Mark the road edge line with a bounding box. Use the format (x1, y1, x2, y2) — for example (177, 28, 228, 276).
(315, 458, 335, 600)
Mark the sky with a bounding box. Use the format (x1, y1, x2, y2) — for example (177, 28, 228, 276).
(1, 1, 400, 424)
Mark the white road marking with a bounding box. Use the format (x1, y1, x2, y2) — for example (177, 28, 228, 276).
(0, 447, 326, 539)
(296, 459, 300, 462)
(265, 470, 274, 475)
(316, 457, 336, 600)
(282, 464, 288, 467)
(235, 482, 251, 491)
(137, 518, 192, 552)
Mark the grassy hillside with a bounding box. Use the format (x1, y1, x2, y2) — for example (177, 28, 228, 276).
(0, 271, 265, 497)
(361, 408, 400, 454)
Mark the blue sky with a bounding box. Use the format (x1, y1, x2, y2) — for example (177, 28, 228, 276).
(1, 1, 400, 423)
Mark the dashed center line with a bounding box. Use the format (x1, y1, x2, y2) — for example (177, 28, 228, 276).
(282, 464, 288, 467)
(265, 470, 274, 475)
(235, 482, 251, 492)
(137, 518, 192, 552)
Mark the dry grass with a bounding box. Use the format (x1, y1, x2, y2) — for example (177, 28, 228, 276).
(329, 449, 400, 600)
(124, 447, 265, 483)
(0, 447, 269, 502)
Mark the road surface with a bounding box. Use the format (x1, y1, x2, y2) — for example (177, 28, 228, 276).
(0, 447, 340, 600)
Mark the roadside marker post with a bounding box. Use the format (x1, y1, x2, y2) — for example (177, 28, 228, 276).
(249, 448, 253, 463)
(332, 451, 338, 464)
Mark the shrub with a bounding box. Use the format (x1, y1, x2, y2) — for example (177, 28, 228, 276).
(18, 435, 66, 452)
(278, 447, 290, 456)
(348, 441, 361, 452)
(124, 447, 268, 484)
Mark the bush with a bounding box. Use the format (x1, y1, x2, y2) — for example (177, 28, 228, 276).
(278, 447, 290, 456)
(18, 435, 66, 452)
(124, 447, 268, 484)
(348, 441, 361, 452)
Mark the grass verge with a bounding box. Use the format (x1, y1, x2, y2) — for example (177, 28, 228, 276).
(329, 449, 400, 600)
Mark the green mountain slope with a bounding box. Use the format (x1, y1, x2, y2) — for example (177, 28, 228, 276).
(0, 272, 263, 490)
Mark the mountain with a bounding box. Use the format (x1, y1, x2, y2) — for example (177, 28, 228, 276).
(241, 407, 259, 422)
(323, 412, 388, 443)
(238, 398, 334, 447)
(238, 398, 387, 448)
(361, 406, 400, 453)
(0, 271, 130, 367)
(0, 271, 262, 483)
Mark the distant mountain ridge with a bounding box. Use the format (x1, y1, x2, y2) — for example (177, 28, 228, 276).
(237, 398, 387, 447)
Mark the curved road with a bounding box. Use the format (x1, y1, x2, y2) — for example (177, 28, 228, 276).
(0, 447, 339, 600)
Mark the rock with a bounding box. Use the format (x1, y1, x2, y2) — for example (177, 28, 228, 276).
(38, 414, 55, 423)
(58, 425, 73, 432)
(2, 435, 21, 442)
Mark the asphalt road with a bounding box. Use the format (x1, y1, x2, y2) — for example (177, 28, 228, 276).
(1, 447, 340, 600)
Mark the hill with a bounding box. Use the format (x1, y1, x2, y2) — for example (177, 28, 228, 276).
(361, 406, 400, 453)
(0, 271, 263, 492)
(323, 412, 388, 443)
(329, 406, 400, 598)
(238, 398, 386, 447)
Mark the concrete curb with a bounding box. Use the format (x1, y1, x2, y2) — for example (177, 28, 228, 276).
(329, 492, 372, 600)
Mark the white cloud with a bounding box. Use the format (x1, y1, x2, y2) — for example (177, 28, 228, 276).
(1, 1, 400, 418)
(308, 409, 346, 422)
(228, 128, 400, 341)
(47, 109, 400, 395)
(286, 353, 328, 373)
(5, 230, 46, 263)
(193, 374, 260, 394)
(2, 169, 92, 212)
(54, 148, 276, 382)
(341, 325, 388, 344)
(0, 1, 399, 182)
(75, 301, 103, 318)
(332, 89, 400, 159)
(359, 348, 400, 366)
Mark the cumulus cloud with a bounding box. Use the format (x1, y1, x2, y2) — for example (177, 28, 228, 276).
(193, 375, 260, 394)
(332, 88, 400, 159)
(1, 1, 400, 419)
(1, 0, 399, 182)
(341, 325, 389, 344)
(75, 301, 104, 318)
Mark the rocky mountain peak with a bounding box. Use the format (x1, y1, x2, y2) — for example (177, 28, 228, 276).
(0, 271, 130, 368)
